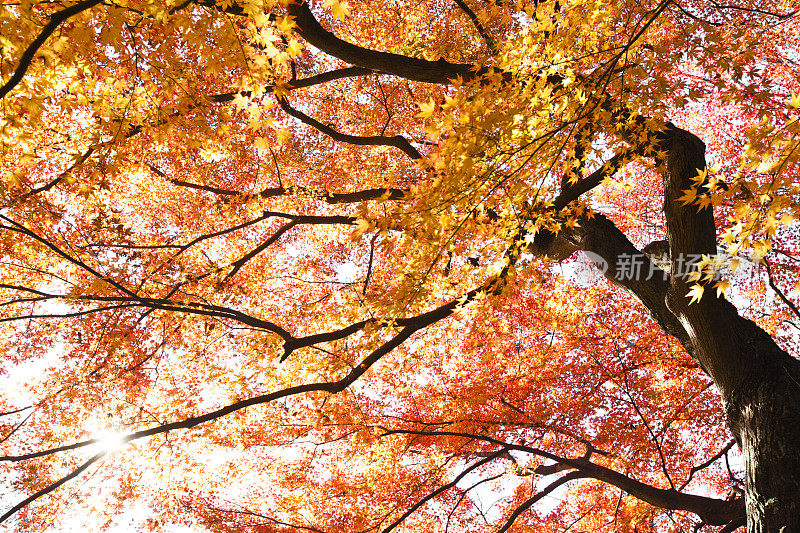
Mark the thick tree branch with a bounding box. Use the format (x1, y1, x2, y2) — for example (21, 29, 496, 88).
(248, 185, 407, 204)
(287, 1, 476, 84)
(380, 429, 744, 525)
(530, 210, 696, 367)
(165, 178, 408, 203)
(553, 149, 632, 210)
(531, 113, 800, 526)
(651, 125, 800, 396)
(718, 516, 747, 533)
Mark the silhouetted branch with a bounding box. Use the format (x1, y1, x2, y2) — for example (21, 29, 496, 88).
(204, 505, 328, 533)
(708, 1, 798, 18)
(277, 97, 422, 160)
(0, 280, 497, 466)
(250, 185, 407, 204)
(378, 428, 744, 525)
(0, 215, 137, 298)
(680, 440, 737, 491)
(12, 148, 95, 203)
(496, 471, 585, 533)
(764, 258, 800, 322)
(381, 449, 511, 532)
(453, 0, 497, 54)
(225, 221, 298, 280)
(0, 0, 104, 100)
(12, 68, 373, 203)
(0, 405, 33, 418)
(210, 66, 373, 104)
(0, 452, 105, 524)
(0, 411, 34, 445)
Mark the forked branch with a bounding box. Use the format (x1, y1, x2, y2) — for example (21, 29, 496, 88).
(496, 471, 585, 533)
(379, 428, 744, 526)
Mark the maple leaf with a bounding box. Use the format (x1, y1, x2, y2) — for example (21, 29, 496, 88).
(417, 98, 437, 119)
(275, 15, 296, 33)
(331, 1, 351, 20)
(713, 279, 731, 297)
(254, 136, 271, 151)
(691, 167, 708, 186)
(677, 187, 698, 206)
(695, 194, 712, 211)
(686, 284, 705, 304)
(322, 0, 351, 20)
(273, 81, 291, 99)
(286, 39, 304, 58)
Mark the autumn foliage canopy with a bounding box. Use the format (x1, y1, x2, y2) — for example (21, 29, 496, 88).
(1, 0, 800, 530)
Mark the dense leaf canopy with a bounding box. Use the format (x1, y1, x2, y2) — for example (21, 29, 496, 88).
(1, 0, 799, 530)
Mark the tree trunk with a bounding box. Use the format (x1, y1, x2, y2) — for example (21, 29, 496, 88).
(656, 126, 800, 532)
(723, 335, 800, 532)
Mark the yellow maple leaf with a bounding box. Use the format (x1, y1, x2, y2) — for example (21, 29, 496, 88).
(417, 98, 437, 119)
(275, 128, 291, 145)
(352, 218, 371, 239)
(273, 81, 291, 99)
(286, 39, 303, 57)
(752, 239, 771, 259)
(757, 159, 780, 174)
(677, 187, 698, 206)
(695, 194, 712, 211)
(254, 136, 271, 151)
(231, 92, 250, 111)
(330, 1, 351, 20)
(691, 167, 708, 185)
(322, 0, 351, 19)
(275, 15, 296, 33)
(686, 284, 705, 304)
(713, 279, 731, 297)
